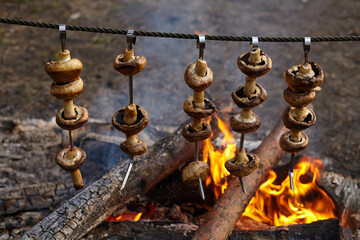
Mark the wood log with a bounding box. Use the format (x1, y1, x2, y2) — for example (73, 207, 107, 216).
(83, 218, 343, 240)
(194, 119, 287, 240)
(21, 128, 196, 240)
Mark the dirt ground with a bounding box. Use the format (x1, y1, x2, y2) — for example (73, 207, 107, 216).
(0, 0, 359, 237)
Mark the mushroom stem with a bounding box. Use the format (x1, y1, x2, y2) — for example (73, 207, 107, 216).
(191, 118, 203, 132)
(234, 148, 249, 165)
(193, 91, 205, 109)
(296, 63, 315, 78)
(290, 131, 302, 142)
(123, 48, 135, 62)
(64, 146, 78, 160)
(241, 108, 253, 120)
(244, 76, 256, 98)
(63, 99, 77, 119)
(248, 47, 262, 65)
(70, 169, 84, 190)
(126, 135, 139, 146)
(195, 59, 207, 77)
(124, 104, 137, 125)
(58, 50, 71, 63)
(292, 107, 309, 121)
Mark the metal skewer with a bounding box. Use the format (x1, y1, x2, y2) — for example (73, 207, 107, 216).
(238, 133, 246, 193)
(194, 142, 206, 200)
(287, 37, 311, 192)
(289, 153, 295, 191)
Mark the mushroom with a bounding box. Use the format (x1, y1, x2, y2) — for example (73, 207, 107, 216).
(113, 48, 147, 76)
(183, 96, 217, 119)
(284, 61, 324, 93)
(182, 121, 212, 142)
(112, 104, 150, 156)
(182, 161, 210, 186)
(225, 148, 260, 177)
(230, 112, 261, 134)
(282, 106, 316, 132)
(283, 88, 316, 108)
(45, 49, 83, 84)
(237, 48, 272, 78)
(232, 83, 267, 109)
(55, 146, 86, 190)
(279, 131, 309, 153)
(56, 105, 89, 131)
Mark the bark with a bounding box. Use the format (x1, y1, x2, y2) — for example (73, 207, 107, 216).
(83, 218, 342, 240)
(21, 128, 195, 240)
(194, 119, 287, 240)
(0, 183, 74, 216)
(317, 171, 360, 232)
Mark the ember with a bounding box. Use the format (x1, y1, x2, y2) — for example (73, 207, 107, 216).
(241, 156, 336, 226)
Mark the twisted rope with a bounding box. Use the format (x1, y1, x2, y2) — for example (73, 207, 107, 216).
(1, 17, 360, 42)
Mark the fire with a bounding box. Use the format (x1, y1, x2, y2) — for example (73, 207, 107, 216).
(107, 212, 142, 222)
(242, 156, 336, 226)
(202, 114, 236, 198)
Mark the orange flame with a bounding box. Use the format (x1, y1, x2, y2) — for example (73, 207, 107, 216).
(242, 156, 336, 226)
(203, 114, 236, 198)
(107, 212, 143, 222)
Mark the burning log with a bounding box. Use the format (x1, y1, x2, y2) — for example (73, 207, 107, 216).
(194, 119, 287, 240)
(21, 127, 197, 240)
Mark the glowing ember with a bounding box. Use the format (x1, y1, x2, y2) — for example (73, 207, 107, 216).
(202, 114, 236, 199)
(242, 156, 336, 226)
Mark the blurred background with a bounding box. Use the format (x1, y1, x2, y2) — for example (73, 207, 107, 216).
(0, 0, 359, 190)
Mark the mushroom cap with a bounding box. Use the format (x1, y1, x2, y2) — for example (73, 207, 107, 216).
(50, 77, 83, 100)
(283, 88, 315, 108)
(237, 50, 272, 78)
(45, 52, 83, 84)
(232, 83, 267, 109)
(113, 54, 146, 76)
(183, 97, 217, 119)
(225, 152, 260, 177)
(55, 146, 86, 172)
(120, 139, 147, 156)
(112, 105, 149, 136)
(279, 131, 309, 153)
(56, 105, 89, 130)
(184, 62, 213, 92)
(284, 62, 324, 92)
(230, 112, 261, 134)
(282, 106, 316, 132)
(182, 161, 210, 186)
(182, 122, 212, 142)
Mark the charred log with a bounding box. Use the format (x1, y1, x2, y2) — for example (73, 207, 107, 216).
(21, 128, 196, 240)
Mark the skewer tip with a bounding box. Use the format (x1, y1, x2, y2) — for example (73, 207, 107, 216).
(238, 177, 246, 193)
(198, 178, 205, 200)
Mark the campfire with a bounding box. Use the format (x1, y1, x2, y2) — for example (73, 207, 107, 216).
(241, 156, 336, 227)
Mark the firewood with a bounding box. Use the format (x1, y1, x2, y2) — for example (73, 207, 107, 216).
(194, 119, 287, 240)
(21, 127, 196, 240)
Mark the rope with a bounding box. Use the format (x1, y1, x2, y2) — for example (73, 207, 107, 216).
(1, 17, 360, 42)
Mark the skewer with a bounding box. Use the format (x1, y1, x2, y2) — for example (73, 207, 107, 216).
(120, 30, 138, 190)
(194, 142, 206, 200)
(289, 153, 295, 191)
(237, 133, 246, 193)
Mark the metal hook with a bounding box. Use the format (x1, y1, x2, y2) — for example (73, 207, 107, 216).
(197, 35, 206, 60)
(59, 24, 66, 52)
(127, 30, 136, 50)
(250, 36, 259, 49)
(303, 37, 311, 64)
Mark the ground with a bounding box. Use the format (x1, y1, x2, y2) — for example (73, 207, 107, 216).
(0, 0, 359, 237)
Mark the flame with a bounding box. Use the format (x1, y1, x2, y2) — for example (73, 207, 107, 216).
(242, 156, 336, 226)
(107, 212, 143, 222)
(203, 114, 236, 199)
